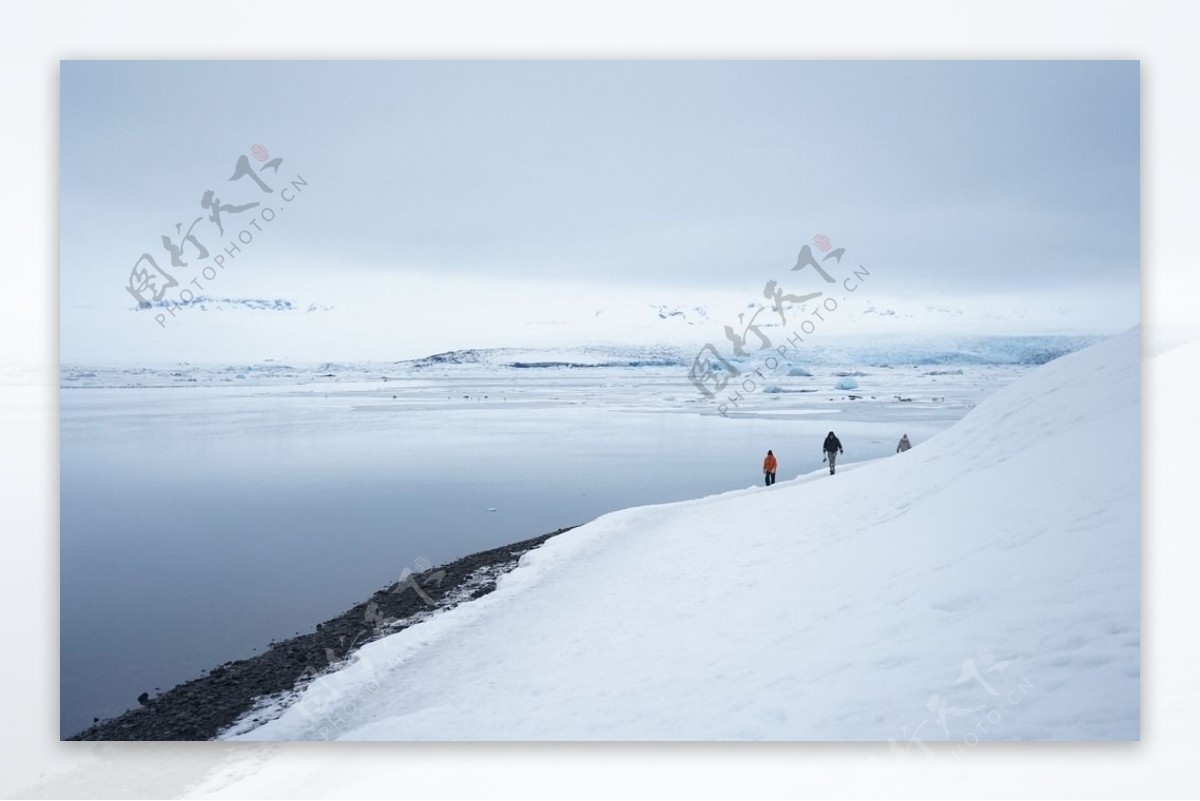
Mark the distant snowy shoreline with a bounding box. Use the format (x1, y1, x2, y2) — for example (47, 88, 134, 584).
(59, 334, 1099, 389)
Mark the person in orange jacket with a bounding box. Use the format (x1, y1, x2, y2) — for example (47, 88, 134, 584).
(763, 449, 778, 486)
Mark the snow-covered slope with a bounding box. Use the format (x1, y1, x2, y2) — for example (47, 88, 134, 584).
(230, 328, 1139, 742)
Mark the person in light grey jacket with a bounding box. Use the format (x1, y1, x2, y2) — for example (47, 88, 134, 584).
(896, 433, 912, 453)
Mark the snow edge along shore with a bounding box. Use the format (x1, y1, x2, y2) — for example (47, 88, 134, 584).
(67, 528, 575, 741)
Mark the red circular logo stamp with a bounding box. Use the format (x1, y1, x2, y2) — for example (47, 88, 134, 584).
(251, 144, 269, 162)
(813, 234, 832, 252)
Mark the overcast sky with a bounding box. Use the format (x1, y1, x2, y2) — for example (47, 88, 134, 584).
(60, 60, 1139, 363)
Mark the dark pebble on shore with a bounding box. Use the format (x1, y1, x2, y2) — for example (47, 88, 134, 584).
(68, 527, 573, 741)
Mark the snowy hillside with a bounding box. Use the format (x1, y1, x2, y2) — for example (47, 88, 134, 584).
(228, 328, 1139, 742)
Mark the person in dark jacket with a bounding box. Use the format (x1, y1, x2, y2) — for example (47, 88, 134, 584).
(896, 433, 912, 453)
(822, 431, 843, 475)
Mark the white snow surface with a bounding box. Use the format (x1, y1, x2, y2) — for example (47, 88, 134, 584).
(229, 329, 1139, 741)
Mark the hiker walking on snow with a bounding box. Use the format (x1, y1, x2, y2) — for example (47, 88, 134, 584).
(896, 433, 912, 453)
(763, 450, 777, 486)
(823, 431, 843, 475)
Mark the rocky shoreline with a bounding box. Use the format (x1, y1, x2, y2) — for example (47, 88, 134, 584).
(68, 527, 574, 741)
